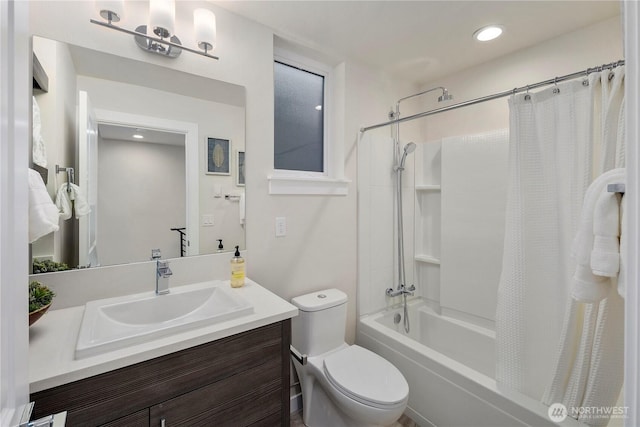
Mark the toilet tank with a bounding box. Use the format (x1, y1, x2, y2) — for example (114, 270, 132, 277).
(291, 289, 347, 357)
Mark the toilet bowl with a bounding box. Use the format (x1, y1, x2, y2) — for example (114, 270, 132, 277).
(291, 289, 409, 427)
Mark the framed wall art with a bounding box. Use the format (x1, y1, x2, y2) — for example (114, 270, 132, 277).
(236, 151, 245, 186)
(206, 137, 231, 175)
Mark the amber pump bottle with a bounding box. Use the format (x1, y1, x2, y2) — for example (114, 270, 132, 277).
(230, 246, 245, 288)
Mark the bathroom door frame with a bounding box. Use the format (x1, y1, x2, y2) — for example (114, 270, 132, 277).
(624, 1, 640, 426)
(0, 0, 30, 424)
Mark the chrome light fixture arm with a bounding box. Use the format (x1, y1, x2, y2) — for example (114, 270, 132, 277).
(89, 19, 219, 60)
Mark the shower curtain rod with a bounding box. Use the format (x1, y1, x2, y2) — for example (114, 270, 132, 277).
(360, 59, 625, 134)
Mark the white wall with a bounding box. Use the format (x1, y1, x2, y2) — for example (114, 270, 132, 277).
(98, 138, 186, 265)
(419, 17, 623, 140)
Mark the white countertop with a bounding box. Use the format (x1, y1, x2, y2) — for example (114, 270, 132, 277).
(29, 279, 298, 393)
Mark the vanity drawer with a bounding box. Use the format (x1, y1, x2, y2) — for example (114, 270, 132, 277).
(31, 320, 290, 426)
(149, 359, 282, 426)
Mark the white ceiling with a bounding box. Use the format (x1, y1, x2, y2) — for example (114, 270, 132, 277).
(213, 0, 620, 85)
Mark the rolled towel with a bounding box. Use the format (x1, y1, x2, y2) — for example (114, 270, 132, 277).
(590, 190, 621, 277)
(55, 183, 90, 220)
(28, 168, 59, 243)
(571, 168, 625, 303)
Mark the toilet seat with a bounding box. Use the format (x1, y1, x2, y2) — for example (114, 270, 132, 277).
(323, 345, 409, 409)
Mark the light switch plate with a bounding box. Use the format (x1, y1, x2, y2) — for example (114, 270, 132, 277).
(275, 217, 287, 237)
(202, 214, 214, 226)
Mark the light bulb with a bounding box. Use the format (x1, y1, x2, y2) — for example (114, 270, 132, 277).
(194, 9, 216, 52)
(149, 0, 175, 38)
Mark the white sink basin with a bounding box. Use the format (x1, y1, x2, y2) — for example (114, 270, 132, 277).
(75, 281, 253, 359)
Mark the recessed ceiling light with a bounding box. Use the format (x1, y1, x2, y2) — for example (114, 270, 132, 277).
(133, 134, 144, 139)
(473, 25, 503, 42)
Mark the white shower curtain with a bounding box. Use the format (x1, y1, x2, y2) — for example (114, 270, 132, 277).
(496, 67, 625, 422)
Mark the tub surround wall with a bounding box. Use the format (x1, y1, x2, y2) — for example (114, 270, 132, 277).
(439, 131, 509, 328)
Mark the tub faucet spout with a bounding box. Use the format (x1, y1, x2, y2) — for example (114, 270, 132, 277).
(156, 260, 172, 295)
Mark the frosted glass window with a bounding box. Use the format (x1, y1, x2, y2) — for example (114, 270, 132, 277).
(274, 61, 324, 172)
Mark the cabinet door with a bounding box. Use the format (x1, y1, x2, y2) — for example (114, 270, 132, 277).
(150, 358, 282, 427)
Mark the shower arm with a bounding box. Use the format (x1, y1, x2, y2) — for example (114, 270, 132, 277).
(392, 86, 450, 120)
(391, 86, 450, 160)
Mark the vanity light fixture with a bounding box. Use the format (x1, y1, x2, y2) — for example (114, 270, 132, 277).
(90, 0, 219, 60)
(473, 25, 504, 42)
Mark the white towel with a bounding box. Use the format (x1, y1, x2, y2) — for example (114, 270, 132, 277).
(55, 183, 90, 220)
(32, 97, 48, 168)
(239, 192, 245, 226)
(590, 190, 621, 277)
(28, 168, 59, 243)
(571, 168, 625, 302)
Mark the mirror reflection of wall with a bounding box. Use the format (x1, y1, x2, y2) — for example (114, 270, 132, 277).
(97, 125, 186, 266)
(30, 36, 246, 272)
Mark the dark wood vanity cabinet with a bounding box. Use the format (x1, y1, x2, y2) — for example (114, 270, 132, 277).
(31, 320, 291, 427)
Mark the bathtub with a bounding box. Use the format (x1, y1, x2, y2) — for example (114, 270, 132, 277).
(357, 299, 581, 427)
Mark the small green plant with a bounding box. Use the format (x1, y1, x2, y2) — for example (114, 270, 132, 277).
(29, 280, 55, 313)
(32, 259, 70, 274)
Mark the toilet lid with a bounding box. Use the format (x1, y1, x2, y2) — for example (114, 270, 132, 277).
(323, 345, 408, 407)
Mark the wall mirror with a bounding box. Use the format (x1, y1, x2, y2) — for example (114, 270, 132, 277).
(30, 36, 246, 273)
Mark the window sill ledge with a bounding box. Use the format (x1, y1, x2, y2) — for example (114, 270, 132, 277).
(268, 175, 350, 196)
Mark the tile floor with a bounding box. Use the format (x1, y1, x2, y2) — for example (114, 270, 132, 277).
(290, 411, 419, 426)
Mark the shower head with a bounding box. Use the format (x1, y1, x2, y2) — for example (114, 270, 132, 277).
(438, 89, 453, 102)
(404, 142, 416, 155)
(398, 142, 416, 170)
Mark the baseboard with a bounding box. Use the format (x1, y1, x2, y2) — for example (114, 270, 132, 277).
(405, 405, 434, 427)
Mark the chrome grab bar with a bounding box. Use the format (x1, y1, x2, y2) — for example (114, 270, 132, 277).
(290, 345, 307, 366)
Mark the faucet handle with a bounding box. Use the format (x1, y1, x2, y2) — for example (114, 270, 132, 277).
(151, 249, 162, 260)
(157, 260, 172, 277)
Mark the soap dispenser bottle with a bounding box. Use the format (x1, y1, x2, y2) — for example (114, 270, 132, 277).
(217, 239, 224, 253)
(230, 246, 245, 288)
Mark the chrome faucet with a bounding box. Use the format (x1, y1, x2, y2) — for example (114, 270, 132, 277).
(386, 284, 415, 298)
(156, 260, 172, 295)
(151, 249, 172, 295)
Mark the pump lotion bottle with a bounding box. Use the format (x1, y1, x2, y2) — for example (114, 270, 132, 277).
(230, 246, 245, 288)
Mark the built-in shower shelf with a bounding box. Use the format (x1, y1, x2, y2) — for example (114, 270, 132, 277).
(415, 185, 441, 192)
(415, 255, 441, 265)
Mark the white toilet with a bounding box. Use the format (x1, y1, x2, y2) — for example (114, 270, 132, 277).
(291, 289, 409, 427)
